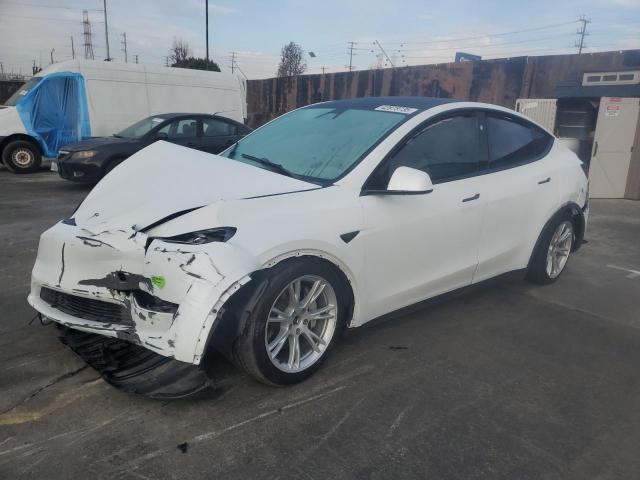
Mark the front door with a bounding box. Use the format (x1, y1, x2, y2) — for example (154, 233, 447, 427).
(358, 112, 487, 320)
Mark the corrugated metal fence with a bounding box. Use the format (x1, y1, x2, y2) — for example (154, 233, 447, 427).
(247, 50, 640, 127)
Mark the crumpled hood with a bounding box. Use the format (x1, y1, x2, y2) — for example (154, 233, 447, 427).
(61, 136, 132, 151)
(73, 141, 318, 231)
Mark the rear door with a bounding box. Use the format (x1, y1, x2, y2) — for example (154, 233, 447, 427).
(200, 117, 242, 154)
(474, 112, 557, 282)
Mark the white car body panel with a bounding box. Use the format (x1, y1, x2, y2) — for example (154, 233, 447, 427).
(28, 101, 588, 366)
(0, 106, 27, 136)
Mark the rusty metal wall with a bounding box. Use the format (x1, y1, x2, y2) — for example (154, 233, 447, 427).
(247, 50, 640, 127)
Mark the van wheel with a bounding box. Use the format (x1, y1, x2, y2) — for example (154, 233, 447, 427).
(526, 213, 575, 285)
(2, 140, 42, 173)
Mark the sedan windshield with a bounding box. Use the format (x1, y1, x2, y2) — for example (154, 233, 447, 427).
(222, 106, 408, 182)
(115, 116, 165, 139)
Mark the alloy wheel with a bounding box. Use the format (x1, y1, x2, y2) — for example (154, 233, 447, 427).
(546, 220, 573, 279)
(265, 275, 337, 373)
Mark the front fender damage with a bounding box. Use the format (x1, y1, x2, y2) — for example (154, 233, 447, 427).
(28, 221, 258, 397)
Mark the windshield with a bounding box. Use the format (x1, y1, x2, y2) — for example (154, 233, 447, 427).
(4, 77, 42, 106)
(115, 116, 165, 139)
(222, 105, 408, 182)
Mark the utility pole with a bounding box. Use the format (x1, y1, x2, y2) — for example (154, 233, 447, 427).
(134, 54, 139, 64)
(50, 48, 55, 64)
(121, 32, 128, 63)
(347, 41, 356, 72)
(82, 10, 95, 60)
(103, 0, 111, 60)
(229, 51, 236, 74)
(70, 36, 75, 59)
(164, 56, 169, 67)
(576, 14, 591, 54)
(205, 0, 210, 69)
(374, 40, 394, 68)
(0, 62, 4, 76)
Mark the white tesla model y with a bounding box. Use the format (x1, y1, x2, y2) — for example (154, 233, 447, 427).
(29, 97, 588, 395)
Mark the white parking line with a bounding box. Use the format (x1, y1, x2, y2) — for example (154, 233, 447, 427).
(606, 264, 640, 279)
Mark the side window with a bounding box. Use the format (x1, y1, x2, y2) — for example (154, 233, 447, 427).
(158, 119, 198, 139)
(202, 118, 237, 137)
(380, 114, 480, 185)
(487, 115, 552, 169)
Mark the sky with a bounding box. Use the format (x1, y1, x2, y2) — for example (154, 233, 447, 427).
(0, 0, 639, 79)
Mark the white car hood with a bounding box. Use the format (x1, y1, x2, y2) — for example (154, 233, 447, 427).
(73, 141, 318, 231)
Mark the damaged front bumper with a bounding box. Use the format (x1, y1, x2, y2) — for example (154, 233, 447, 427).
(28, 221, 259, 366)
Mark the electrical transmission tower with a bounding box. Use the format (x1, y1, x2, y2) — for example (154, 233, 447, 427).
(121, 32, 128, 62)
(82, 10, 95, 60)
(575, 15, 591, 54)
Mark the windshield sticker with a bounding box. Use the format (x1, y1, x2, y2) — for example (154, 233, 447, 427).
(375, 105, 418, 114)
(151, 117, 164, 123)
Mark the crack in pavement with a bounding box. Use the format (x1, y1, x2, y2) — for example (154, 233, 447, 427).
(0, 365, 89, 416)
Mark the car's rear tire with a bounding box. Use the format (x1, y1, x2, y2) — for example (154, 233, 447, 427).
(2, 140, 42, 173)
(231, 259, 347, 386)
(526, 212, 575, 285)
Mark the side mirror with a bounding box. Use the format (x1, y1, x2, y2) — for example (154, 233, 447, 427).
(380, 166, 434, 195)
(155, 132, 169, 141)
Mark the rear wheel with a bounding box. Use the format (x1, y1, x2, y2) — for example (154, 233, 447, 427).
(526, 214, 575, 285)
(2, 140, 42, 173)
(231, 259, 346, 385)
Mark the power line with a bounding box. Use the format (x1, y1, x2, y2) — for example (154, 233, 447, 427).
(395, 20, 580, 46)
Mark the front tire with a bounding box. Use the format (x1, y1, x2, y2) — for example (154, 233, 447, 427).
(526, 213, 575, 285)
(2, 140, 42, 173)
(231, 259, 346, 386)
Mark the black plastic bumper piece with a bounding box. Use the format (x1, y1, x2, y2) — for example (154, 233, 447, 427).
(58, 326, 212, 399)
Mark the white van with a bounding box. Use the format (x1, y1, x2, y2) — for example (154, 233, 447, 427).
(0, 60, 247, 173)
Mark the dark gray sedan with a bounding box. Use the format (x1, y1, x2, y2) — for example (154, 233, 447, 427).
(54, 113, 252, 183)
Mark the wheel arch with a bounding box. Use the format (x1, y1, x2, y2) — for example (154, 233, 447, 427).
(0, 134, 44, 157)
(203, 250, 357, 362)
(527, 201, 585, 272)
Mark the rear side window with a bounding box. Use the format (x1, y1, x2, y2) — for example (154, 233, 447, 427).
(382, 114, 480, 184)
(487, 116, 552, 170)
(203, 118, 237, 137)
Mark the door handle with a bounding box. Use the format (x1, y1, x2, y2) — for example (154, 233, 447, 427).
(462, 193, 480, 202)
(593, 141, 598, 157)
(538, 177, 551, 185)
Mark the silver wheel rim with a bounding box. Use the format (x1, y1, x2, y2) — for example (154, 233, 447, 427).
(265, 275, 337, 373)
(12, 148, 34, 167)
(546, 221, 573, 279)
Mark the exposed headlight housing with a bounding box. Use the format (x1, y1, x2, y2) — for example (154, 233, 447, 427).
(157, 227, 237, 245)
(70, 150, 97, 160)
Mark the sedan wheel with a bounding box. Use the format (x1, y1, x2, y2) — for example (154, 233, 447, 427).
(265, 275, 338, 373)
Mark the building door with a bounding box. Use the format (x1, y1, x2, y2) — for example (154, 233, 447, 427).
(589, 97, 640, 199)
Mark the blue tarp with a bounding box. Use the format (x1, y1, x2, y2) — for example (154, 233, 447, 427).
(16, 71, 91, 157)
